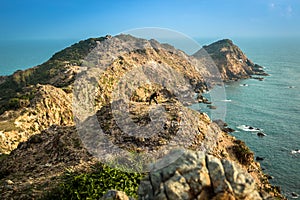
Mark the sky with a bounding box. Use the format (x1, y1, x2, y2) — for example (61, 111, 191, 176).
(0, 0, 300, 40)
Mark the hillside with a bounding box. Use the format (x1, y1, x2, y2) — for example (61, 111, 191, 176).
(0, 36, 267, 153)
(195, 39, 268, 81)
(0, 100, 283, 199)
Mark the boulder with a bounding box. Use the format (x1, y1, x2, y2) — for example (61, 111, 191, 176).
(257, 132, 266, 137)
(138, 150, 263, 200)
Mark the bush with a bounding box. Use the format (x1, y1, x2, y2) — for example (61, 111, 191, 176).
(232, 140, 254, 165)
(43, 163, 144, 200)
(8, 98, 20, 109)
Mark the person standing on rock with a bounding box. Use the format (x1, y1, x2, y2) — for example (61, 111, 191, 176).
(149, 91, 159, 105)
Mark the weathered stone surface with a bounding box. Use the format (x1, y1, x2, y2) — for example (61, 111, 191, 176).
(138, 150, 266, 200)
(196, 39, 268, 81)
(206, 155, 232, 194)
(164, 171, 190, 200)
(222, 159, 257, 198)
(101, 190, 130, 200)
(0, 84, 74, 153)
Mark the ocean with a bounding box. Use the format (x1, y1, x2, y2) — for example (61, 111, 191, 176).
(0, 37, 299, 199)
(0, 39, 78, 76)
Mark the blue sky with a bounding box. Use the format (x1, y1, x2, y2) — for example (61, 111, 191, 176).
(1, 0, 299, 40)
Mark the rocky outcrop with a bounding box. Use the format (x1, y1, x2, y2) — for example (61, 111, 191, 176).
(0, 84, 73, 153)
(138, 150, 267, 200)
(194, 39, 268, 81)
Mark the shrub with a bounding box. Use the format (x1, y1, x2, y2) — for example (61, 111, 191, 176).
(43, 162, 144, 200)
(232, 140, 254, 165)
(8, 98, 20, 109)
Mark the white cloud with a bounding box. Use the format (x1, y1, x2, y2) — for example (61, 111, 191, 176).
(269, 2, 293, 18)
(269, 3, 276, 9)
(285, 5, 293, 17)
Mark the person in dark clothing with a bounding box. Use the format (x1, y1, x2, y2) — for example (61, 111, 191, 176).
(149, 91, 159, 105)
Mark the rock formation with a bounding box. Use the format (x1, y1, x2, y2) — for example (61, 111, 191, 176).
(194, 39, 268, 81)
(138, 150, 266, 200)
(0, 84, 74, 153)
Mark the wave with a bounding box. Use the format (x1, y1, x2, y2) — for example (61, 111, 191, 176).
(220, 99, 232, 102)
(237, 125, 262, 132)
(240, 84, 248, 87)
(291, 149, 300, 154)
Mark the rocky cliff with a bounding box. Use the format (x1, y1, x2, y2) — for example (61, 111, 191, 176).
(195, 39, 268, 81)
(0, 35, 284, 199)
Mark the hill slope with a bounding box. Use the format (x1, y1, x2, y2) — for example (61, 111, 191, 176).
(0, 36, 267, 153)
(194, 39, 268, 81)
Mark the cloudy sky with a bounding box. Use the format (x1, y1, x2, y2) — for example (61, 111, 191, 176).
(1, 0, 299, 40)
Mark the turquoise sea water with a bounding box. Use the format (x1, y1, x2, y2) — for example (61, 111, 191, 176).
(0, 39, 78, 76)
(0, 38, 299, 199)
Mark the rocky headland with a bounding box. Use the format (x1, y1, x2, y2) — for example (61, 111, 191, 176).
(0, 35, 284, 199)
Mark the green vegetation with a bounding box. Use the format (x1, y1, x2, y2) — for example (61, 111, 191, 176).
(43, 162, 144, 200)
(0, 37, 106, 115)
(232, 139, 254, 165)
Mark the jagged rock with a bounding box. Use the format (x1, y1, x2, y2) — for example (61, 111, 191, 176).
(0, 84, 73, 153)
(164, 171, 191, 199)
(291, 192, 299, 198)
(138, 150, 265, 200)
(195, 39, 268, 81)
(213, 120, 228, 129)
(207, 105, 217, 109)
(0, 35, 267, 155)
(222, 159, 257, 198)
(256, 156, 264, 161)
(206, 155, 232, 194)
(257, 132, 266, 137)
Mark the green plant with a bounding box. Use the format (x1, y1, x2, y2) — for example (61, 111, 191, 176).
(43, 162, 144, 200)
(232, 140, 254, 165)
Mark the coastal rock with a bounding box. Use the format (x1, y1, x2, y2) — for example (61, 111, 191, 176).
(0, 84, 73, 153)
(0, 125, 96, 199)
(138, 150, 266, 200)
(207, 155, 232, 194)
(256, 156, 264, 161)
(207, 105, 217, 109)
(257, 132, 266, 137)
(194, 39, 268, 81)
